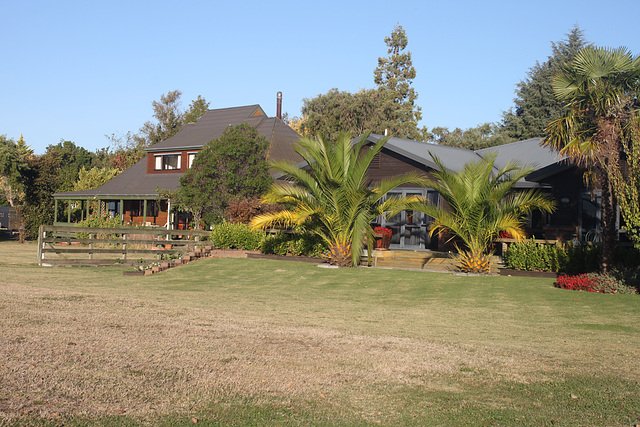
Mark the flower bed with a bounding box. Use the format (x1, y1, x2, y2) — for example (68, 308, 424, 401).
(555, 273, 638, 294)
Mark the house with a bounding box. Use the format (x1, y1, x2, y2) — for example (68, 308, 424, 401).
(352, 134, 598, 250)
(54, 106, 603, 250)
(53, 104, 302, 229)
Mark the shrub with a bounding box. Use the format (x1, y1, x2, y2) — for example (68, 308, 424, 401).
(555, 273, 638, 294)
(75, 213, 123, 241)
(225, 197, 281, 224)
(609, 265, 640, 293)
(503, 239, 599, 273)
(563, 244, 601, 274)
(209, 222, 265, 251)
(76, 212, 122, 229)
(261, 232, 327, 258)
(503, 239, 564, 272)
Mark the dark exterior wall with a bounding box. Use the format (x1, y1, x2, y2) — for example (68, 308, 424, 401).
(365, 148, 431, 186)
(530, 166, 587, 240)
(366, 148, 591, 246)
(365, 148, 446, 250)
(0, 207, 10, 229)
(544, 167, 584, 227)
(146, 150, 200, 174)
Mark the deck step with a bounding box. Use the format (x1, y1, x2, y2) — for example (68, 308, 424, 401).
(368, 250, 499, 273)
(375, 261, 456, 272)
(369, 249, 457, 271)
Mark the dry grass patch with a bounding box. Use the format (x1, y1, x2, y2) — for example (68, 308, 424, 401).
(0, 241, 639, 425)
(0, 281, 551, 422)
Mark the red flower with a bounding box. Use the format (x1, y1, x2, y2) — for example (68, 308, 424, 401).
(555, 274, 608, 293)
(373, 227, 392, 237)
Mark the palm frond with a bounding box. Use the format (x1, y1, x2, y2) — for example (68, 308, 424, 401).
(409, 152, 556, 255)
(257, 132, 421, 266)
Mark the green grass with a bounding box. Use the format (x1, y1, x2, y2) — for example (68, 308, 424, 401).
(1, 241, 639, 426)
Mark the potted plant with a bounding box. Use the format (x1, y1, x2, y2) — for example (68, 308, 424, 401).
(373, 227, 392, 250)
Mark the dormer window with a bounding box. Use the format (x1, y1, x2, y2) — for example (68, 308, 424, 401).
(187, 152, 197, 168)
(154, 153, 182, 171)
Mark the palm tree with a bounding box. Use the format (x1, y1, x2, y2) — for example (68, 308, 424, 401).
(543, 46, 640, 271)
(250, 133, 424, 267)
(404, 153, 555, 274)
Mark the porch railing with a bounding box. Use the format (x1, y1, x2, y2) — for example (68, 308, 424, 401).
(37, 225, 210, 267)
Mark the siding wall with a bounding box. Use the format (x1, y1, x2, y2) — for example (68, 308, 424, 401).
(146, 150, 200, 174)
(365, 149, 431, 186)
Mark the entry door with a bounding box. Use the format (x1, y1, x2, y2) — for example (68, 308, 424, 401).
(382, 189, 433, 250)
(579, 190, 602, 241)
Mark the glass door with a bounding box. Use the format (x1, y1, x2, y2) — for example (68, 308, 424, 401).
(381, 189, 436, 250)
(579, 190, 601, 242)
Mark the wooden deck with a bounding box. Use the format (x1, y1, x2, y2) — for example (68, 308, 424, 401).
(367, 249, 500, 274)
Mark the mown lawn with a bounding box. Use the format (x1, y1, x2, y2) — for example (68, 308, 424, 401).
(1, 240, 639, 426)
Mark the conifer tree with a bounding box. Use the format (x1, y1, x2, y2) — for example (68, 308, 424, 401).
(502, 26, 590, 139)
(373, 24, 423, 139)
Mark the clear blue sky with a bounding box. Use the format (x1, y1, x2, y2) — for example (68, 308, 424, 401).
(2, 0, 639, 154)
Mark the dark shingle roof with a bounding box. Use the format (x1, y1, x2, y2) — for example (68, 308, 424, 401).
(372, 135, 563, 173)
(373, 134, 483, 172)
(54, 104, 302, 199)
(259, 118, 304, 165)
(475, 138, 564, 171)
(54, 159, 183, 199)
(365, 134, 563, 189)
(146, 105, 267, 152)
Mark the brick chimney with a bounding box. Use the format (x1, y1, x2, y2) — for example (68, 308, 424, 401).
(276, 91, 282, 119)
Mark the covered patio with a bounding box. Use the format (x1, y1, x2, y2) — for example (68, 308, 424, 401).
(52, 157, 187, 229)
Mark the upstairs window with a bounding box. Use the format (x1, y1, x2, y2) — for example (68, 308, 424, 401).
(154, 153, 182, 171)
(187, 152, 197, 168)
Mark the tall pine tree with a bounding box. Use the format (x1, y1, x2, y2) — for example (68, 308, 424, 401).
(501, 26, 590, 139)
(298, 24, 425, 141)
(373, 24, 423, 140)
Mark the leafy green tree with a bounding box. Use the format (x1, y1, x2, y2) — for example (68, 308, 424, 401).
(250, 132, 425, 267)
(374, 24, 423, 140)
(502, 26, 590, 139)
(20, 140, 94, 236)
(183, 95, 210, 124)
(374, 25, 419, 105)
(172, 124, 272, 228)
(300, 88, 395, 140)
(610, 124, 640, 249)
(299, 25, 425, 141)
(134, 90, 184, 148)
(544, 46, 640, 271)
(104, 131, 145, 170)
(43, 141, 94, 192)
(0, 134, 32, 207)
(431, 123, 514, 149)
(133, 90, 210, 149)
(406, 153, 555, 273)
(73, 166, 120, 191)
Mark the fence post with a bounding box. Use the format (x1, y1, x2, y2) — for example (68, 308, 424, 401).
(89, 232, 94, 260)
(37, 225, 44, 266)
(122, 233, 127, 261)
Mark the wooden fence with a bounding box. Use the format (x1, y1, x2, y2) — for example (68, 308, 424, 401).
(37, 225, 211, 267)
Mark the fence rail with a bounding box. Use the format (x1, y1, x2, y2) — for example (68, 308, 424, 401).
(37, 225, 211, 267)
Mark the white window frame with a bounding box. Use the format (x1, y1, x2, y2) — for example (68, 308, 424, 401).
(187, 152, 198, 168)
(154, 152, 182, 171)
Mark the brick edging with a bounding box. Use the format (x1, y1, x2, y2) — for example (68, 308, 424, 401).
(123, 247, 260, 276)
